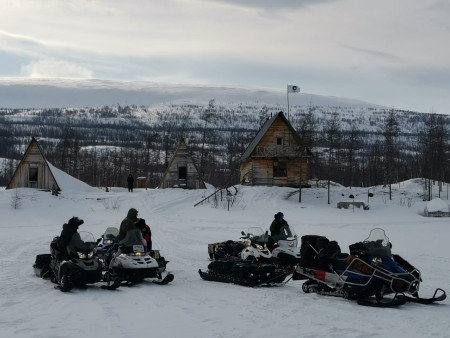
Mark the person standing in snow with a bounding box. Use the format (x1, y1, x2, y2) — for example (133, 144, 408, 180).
(127, 173, 134, 192)
(117, 208, 139, 241)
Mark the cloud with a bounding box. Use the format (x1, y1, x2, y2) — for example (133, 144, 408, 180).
(342, 45, 404, 63)
(204, 0, 338, 10)
(21, 59, 93, 79)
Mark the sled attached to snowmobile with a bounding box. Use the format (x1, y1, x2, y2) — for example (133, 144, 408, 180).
(295, 228, 446, 307)
(199, 258, 289, 287)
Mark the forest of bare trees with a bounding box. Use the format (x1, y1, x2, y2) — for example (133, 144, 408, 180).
(0, 103, 449, 197)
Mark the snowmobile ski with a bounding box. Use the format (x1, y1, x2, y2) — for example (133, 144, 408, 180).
(357, 295, 407, 308)
(152, 273, 174, 285)
(403, 288, 446, 304)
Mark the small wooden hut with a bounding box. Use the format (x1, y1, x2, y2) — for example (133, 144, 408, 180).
(7, 137, 93, 192)
(158, 138, 206, 189)
(239, 111, 310, 187)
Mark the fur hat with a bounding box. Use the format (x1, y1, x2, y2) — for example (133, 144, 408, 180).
(68, 216, 84, 228)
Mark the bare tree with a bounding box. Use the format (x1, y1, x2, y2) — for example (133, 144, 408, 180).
(381, 109, 400, 200)
(419, 113, 448, 200)
(323, 112, 342, 204)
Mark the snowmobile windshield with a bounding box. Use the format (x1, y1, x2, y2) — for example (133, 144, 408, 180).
(246, 227, 268, 245)
(119, 229, 145, 247)
(78, 231, 96, 244)
(103, 227, 119, 239)
(362, 228, 392, 256)
(273, 225, 297, 241)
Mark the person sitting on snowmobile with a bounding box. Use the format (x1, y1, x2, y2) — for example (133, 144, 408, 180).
(268, 212, 289, 251)
(117, 208, 139, 242)
(135, 218, 152, 253)
(58, 216, 96, 290)
(59, 216, 94, 259)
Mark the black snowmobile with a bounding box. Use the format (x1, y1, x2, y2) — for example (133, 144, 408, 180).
(33, 231, 120, 292)
(200, 227, 289, 287)
(295, 228, 446, 307)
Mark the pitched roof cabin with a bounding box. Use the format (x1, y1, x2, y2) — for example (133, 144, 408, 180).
(158, 138, 206, 189)
(7, 137, 93, 192)
(239, 111, 310, 187)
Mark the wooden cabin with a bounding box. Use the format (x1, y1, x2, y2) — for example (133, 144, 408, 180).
(239, 111, 310, 187)
(7, 137, 93, 192)
(158, 138, 206, 189)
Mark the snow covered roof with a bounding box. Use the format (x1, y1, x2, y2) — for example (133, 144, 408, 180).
(47, 162, 97, 193)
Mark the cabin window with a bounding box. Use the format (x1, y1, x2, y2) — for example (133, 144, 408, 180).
(29, 167, 38, 188)
(178, 166, 187, 180)
(276, 137, 283, 145)
(273, 160, 287, 177)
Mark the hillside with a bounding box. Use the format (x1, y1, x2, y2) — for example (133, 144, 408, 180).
(1, 79, 448, 189)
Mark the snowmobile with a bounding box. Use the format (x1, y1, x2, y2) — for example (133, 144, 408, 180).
(296, 228, 447, 307)
(33, 231, 120, 292)
(96, 226, 119, 260)
(270, 225, 301, 270)
(208, 226, 300, 270)
(106, 228, 174, 285)
(200, 227, 289, 287)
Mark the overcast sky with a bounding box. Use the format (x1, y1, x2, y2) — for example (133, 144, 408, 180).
(1, 0, 449, 113)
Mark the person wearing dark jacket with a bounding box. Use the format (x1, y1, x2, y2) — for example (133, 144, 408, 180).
(135, 218, 152, 252)
(270, 212, 288, 236)
(127, 174, 134, 192)
(268, 212, 289, 250)
(58, 216, 95, 291)
(117, 208, 139, 241)
(59, 216, 93, 259)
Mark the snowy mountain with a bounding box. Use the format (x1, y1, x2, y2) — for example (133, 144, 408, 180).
(0, 78, 385, 109)
(1, 179, 449, 337)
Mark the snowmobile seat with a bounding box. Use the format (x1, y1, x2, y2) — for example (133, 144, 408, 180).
(329, 253, 350, 271)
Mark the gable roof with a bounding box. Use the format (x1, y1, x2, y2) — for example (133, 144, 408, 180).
(239, 111, 306, 162)
(158, 138, 206, 189)
(7, 137, 95, 192)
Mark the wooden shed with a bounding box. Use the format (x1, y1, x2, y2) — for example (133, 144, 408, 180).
(6, 137, 93, 192)
(158, 138, 206, 189)
(239, 111, 310, 187)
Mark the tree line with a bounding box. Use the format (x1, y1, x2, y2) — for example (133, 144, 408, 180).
(0, 102, 448, 198)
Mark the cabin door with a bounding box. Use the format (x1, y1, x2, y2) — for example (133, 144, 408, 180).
(29, 167, 38, 188)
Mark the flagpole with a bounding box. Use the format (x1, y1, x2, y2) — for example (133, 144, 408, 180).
(286, 84, 290, 121)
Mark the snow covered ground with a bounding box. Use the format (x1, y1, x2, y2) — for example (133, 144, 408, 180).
(1, 179, 449, 338)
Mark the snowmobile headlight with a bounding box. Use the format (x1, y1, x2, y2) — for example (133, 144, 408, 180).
(372, 257, 382, 264)
(134, 252, 142, 256)
(288, 242, 295, 247)
(103, 239, 113, 245)
(77, 251, 94, 259)
(255, 244, 264, 250)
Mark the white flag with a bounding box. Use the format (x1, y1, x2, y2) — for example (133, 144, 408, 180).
(287, 85, 300, 93)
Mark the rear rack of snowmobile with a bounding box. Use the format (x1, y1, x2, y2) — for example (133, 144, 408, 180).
(297, 255, 421, 296)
